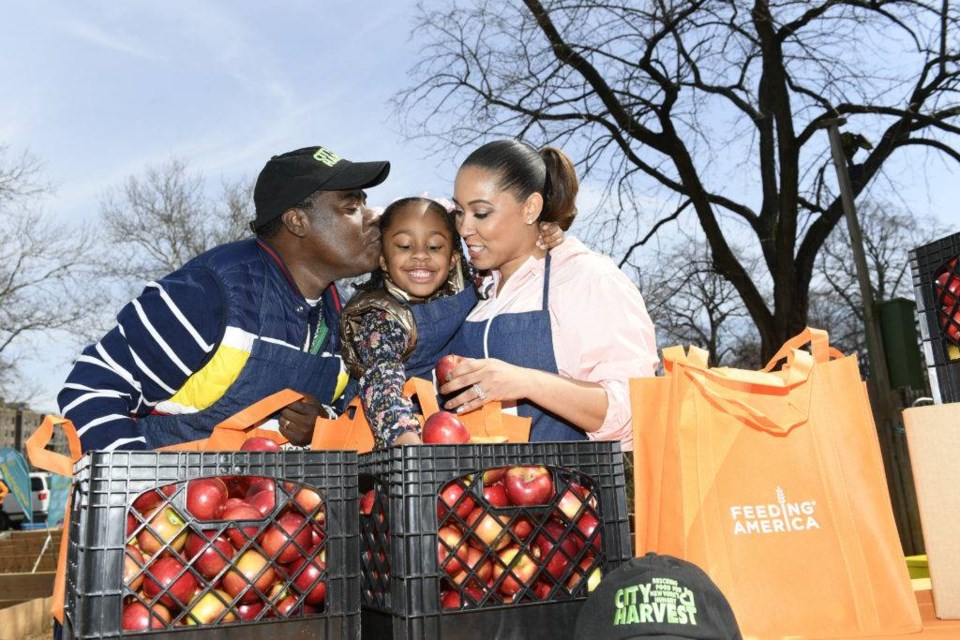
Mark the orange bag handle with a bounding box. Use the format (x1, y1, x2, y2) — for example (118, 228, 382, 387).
(160, 388, 301, 451)
(26, 415, 82, 477)
(26, 416, 84, 625)
(310, 397, 375, 452)
(665, 343, 817, 435)
(762, 327, 844, 371)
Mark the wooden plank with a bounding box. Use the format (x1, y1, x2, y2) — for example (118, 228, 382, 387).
(0, 573, 55, 602)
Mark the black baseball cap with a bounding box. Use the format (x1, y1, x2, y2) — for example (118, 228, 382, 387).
(251, 145, 390, 231)
(574, 553, 742, 640)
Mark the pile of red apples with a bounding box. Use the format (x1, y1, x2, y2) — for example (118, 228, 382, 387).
(359, 465, 603, 611)
(121, 438, 328, 631)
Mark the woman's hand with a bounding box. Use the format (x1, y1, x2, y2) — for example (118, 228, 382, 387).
(439, 358, 530, 414)
(279, 394, 322, 446)
(537, 222, 564, 250)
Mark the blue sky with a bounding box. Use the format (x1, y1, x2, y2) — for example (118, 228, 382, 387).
(2, 1, 958, 412)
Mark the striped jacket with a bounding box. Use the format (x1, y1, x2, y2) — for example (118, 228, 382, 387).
(57, 239, 348, 451)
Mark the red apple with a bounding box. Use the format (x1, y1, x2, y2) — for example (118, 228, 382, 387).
(437, 526, 470, 576)
(241, 436, 281, 452)
(260, 512, 312, 564)
(556, 486, 587, 521)
(224, 476, 252, 499)
(236, 601, 265, 621)
(184, 530, 235, 580)
(491, 545, 539, 596)
(185, 589, 237, 625)
(533, 580, 554, 600)
(503, 466, 553, 506)
(126, 513, 138, 541)
(137, 506, 188, 556)
(293, 486, 325, 521)
(465, 507, 510, 551)
(438, 479, 476, 522)
(186, 477, 228, 521)
(224, 497, 248, 510)
(247, 490, 276, 517)
(450, 546, 493, 589)
(222, 503, 264, 549)
(122, 600, 171, 630)
(482, 467, 507, 485)
(132, 483, 176, 514)
(359, 489, 376, 516)
(124, 545, 145, 591)
(288, 555, 327, 605)
(246, 477, 276, 499)
(422, 411, 470, 444)
(574, 512, 602, 551)
(223, 549, 277, 603)
(511, 514, 535, 540)
(142, 556, 199, 609)
(482, 483, 508, 508)
(435, 354, 464, 384)
(441, 585, 485, 609)
(533, 519, 581, 581)
(566, 554, 602, 593)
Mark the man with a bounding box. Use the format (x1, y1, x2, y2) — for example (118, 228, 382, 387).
(57, 146, 389, 451)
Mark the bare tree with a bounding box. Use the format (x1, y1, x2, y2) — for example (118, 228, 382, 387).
(634, 235, 760, 366)
(398, 0, 960, 359)
(98, 159, 252, 287)
(0, 146, 99, 401)
(809, 201, 948, 357)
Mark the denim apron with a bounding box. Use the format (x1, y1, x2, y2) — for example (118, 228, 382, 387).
(139, 285, 345, 449)
(404, 287, 479, 380)
(451, 253, 587, 442)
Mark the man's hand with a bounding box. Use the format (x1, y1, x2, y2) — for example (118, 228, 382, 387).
(279, 394, 323, 446)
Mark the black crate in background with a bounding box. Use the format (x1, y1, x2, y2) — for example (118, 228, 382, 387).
(64, 450, 360, 640)
(358, 442, 631, 640)
(909, 231, 960, 403)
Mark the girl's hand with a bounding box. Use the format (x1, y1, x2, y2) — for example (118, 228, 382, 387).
(439, 358, 530, 414)
(537, 222, 564, 250)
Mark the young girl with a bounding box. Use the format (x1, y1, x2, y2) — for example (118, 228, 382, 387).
(340, 196, 560, 448)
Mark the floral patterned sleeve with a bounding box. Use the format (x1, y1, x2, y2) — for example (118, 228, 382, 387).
(352, 309, 421, 449)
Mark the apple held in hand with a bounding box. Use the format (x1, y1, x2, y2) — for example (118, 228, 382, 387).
(423, 411, 470, 444)
(503, 466, 553, 506)
(240, 436, 281, 452)
(186, 477, 228, 521)
(436, 354, 464, 384)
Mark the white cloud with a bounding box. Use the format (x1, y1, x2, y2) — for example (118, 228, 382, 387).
(60, 19, 161, 61)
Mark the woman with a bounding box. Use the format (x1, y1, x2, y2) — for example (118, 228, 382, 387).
(441, 140, 658, 449)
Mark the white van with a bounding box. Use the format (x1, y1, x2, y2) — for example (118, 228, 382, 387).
(0, 471, 51, 530)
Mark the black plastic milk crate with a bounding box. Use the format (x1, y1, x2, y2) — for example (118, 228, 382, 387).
(358, 441, 631, 640)
(63, 449, 360, 640)
(909, 231, 960, 403)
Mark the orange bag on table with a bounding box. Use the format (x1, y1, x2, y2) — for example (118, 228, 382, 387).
(25, 389, 303, 623)
(311, 377, 531, 451)
(631, 327, 920, 639)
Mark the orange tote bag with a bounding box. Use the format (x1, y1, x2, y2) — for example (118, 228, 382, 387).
(632, 328, 920, 639)
(311, 377, 531, 451)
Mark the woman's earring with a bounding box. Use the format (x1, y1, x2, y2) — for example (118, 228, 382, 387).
(526, 218, 535, 225)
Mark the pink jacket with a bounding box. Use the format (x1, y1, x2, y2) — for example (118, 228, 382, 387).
(467, 237, 659, 450)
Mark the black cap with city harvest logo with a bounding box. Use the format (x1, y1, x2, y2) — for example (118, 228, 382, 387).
(574, 553, 742, 640)
(251, 145, 390, 231)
